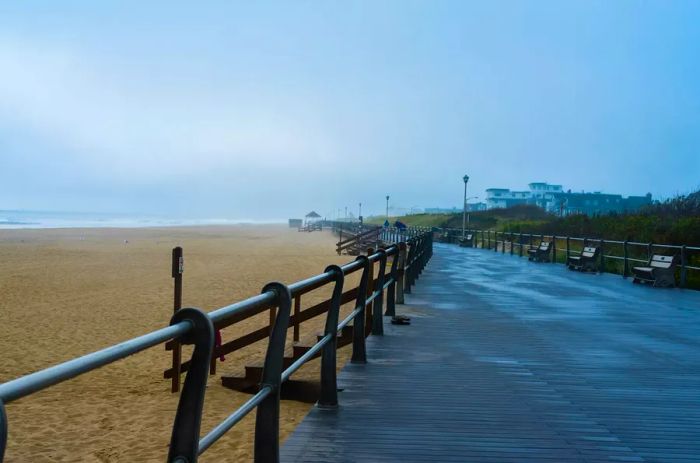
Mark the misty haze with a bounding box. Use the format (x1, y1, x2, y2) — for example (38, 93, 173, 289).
(1, 2, 700, 463)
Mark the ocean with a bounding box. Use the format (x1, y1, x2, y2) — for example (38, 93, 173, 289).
(0, 210, 283, 229)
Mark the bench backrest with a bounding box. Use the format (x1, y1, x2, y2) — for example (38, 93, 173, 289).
(538, 241, 550, 251)
(581, 246, 598, 258)
(649, 254, 677, 269)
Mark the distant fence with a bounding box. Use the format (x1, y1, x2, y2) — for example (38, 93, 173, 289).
(0, 229, 433, 463)
(438, 228, 700, 288)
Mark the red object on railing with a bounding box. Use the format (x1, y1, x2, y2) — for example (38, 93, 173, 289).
(215, 330, 225, 361)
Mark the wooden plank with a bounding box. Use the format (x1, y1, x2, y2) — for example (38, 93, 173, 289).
(282, 243, 700, 462)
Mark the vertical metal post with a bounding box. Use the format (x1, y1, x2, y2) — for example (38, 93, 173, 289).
(502, 232, 505, 254)
(372, 249, 387, 335)
(680, 245, 687, 288)
(600, 239, 605, 273)
(552, 235, 557, 263)
(254, 282, 292, 463)
(623, 240, 629, 278)
(318, 265, 344, 408)
(519, 232, 523, 257)
(351, 256, 370, 363)
(396, 243, 406, 304)
(365, 248, 375, 338)
(510, 233, 514, 255)
(386, 246, 399, 316)
(171, 246, 183, 393)
(648, 242, 653, 261)
(0, 400, 7, 462)
(167, 308, 215, 463)
(566, 236, 570, 261)
(488, 230, 491, 249)
(293, 295, 301, 342)
(404, 242, 415, 294)
(462, 178, 467, 239)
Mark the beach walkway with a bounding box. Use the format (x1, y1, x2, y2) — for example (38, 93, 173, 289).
(281, 243, 700, 462)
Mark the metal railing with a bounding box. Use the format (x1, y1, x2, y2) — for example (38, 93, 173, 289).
(0, 230, 433, 463)
(437, 227, 700, 288)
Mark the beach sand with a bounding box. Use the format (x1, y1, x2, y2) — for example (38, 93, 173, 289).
(0, 225, 357, 462)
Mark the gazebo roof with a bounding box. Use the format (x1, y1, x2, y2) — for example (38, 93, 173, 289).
(305, 211, 321, 218)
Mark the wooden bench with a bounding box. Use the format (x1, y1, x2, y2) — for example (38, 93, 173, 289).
(632, 254, 678, 288)
(527, 241, 552, 262)
(459, 234, 474, 248)
(527, 241, 551, 262)
(567, 246, 599, 272)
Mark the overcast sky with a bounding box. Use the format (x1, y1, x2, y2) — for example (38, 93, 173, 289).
(1, 1, 699, 219)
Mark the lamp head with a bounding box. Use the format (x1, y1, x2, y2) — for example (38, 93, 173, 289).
(463, 174, 469, 183)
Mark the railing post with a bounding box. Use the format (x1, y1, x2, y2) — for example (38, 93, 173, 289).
(552, 235, 557, 263)
(365, 248, 375, 338)
(254, 282, 292, 463)
(623, 240, 629, 278)
(680, 245, 687, 288)
(167, 308, 215, 463)
(351, 256, 370, 363)
(293, 295, 301, 342)
(372, 249, 387, 335)
(396, 243, 406, 304)
(566, 236, 570, 261)
(405, 241, 415, 294)
(510, 233, 514, 255)
(318, 265, 344, 408)
(386, 246, 399, 316)
(1, 400, 6, 462)
(519, 232, 523, 257)
(488, 230, 491, 249)
(648, 242, 653, 261)
(501, 232, 505, 254)
(171, 246, 183, 393)
(600, 239, 605, 273)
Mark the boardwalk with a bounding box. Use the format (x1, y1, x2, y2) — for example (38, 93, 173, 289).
(282, 243, 700, 462)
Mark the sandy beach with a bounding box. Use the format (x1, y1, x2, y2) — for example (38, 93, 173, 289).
(0, 225, 355, 462)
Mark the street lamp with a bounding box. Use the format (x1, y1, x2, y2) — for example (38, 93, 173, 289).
(386, 195, 390, 218)
(358, 202, 362, 223)
(462, 175, 469, 238)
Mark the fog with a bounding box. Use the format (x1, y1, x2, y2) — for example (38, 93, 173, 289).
(2, 1, 699, 219)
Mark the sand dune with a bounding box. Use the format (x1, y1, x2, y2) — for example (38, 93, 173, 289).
(0, 225, 355, 462)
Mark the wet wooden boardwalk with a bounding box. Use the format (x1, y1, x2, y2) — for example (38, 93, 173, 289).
(281, 243, 700, 462)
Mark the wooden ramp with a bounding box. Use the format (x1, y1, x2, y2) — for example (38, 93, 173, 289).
(282, 243, 700, 462)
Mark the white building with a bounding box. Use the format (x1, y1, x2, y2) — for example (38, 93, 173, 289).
(485, 183, 563, 212)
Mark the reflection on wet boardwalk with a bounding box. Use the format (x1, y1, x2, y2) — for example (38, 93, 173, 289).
(282, 243, 700, 462)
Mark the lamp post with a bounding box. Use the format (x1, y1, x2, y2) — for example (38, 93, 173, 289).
(344, 206, 347, 220)
(386, 195, 390, 218)
(462, 175, 469, 239)
(358, 202, 362, 222)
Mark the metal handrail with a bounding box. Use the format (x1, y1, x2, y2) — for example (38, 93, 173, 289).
(443, 227, 698, 288)
(0, 230, 434, 463)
